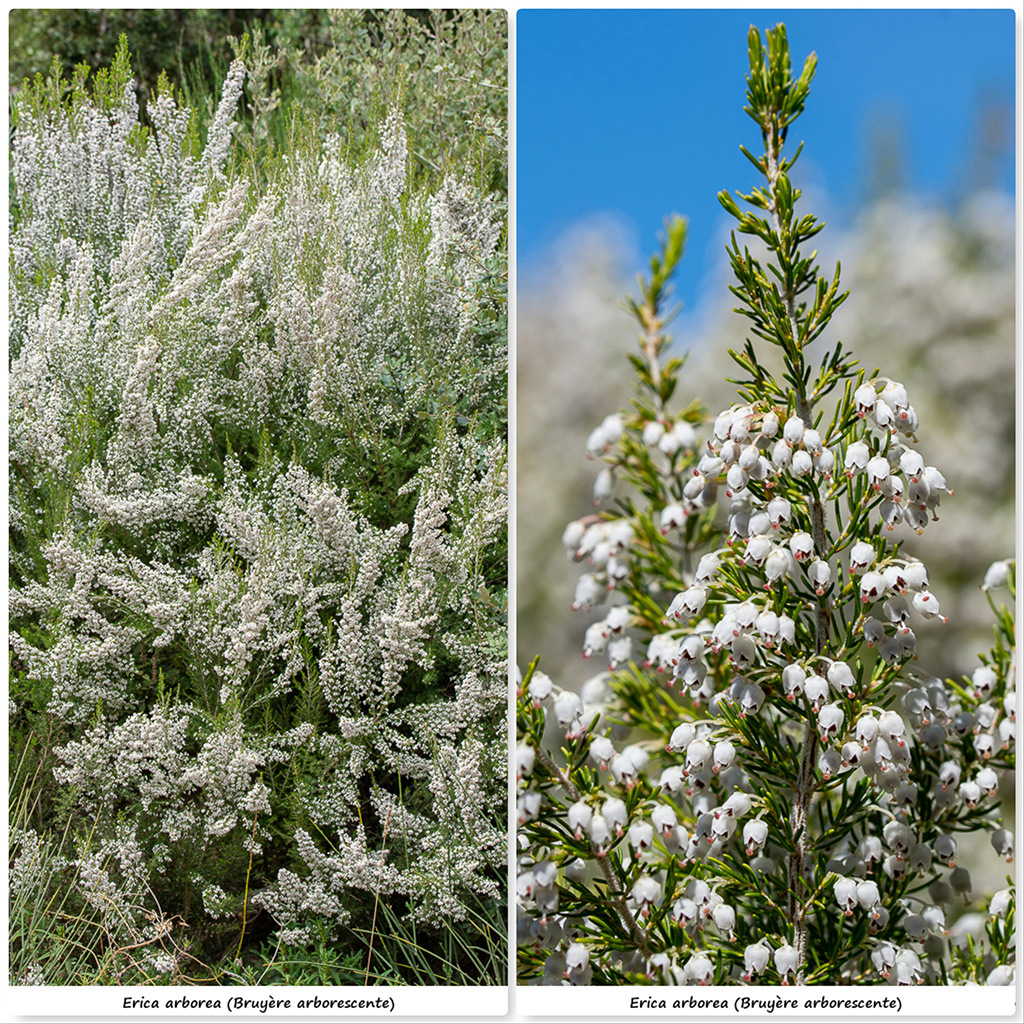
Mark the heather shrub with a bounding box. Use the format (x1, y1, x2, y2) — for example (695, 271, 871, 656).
(517, 25, 1014, 987)
(10, 28, 506, 984)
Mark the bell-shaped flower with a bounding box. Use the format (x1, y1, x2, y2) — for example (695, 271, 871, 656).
(602, 797, 628, 835)
(804, 674, 829, 711)
(527, 671, 554, 705)
(913, 590, 947, 623)
(949, 866, 972, 901)
(819, 748, 841, 779)
(860, 571, 885, 603)
(684, 738, 712, 775)
(975, 766, 999, 797)
(828, 660, 856, 698)
(959, 780, 981, 808)
(642, 420, 665, 447)
(989, 888, 1012, 919)
(791, 449, 813, 476)
(856, 879, 881, 914)
(883, 820, 912, 857)
(658, 502, 687, 534)
(743, 939, 771, 981)
(783, 415, 804, 445)
(607, 635, 633, 668)
(658, 765, 685, 794)
(982, 559, 1012, 591)
(712, 737, 737, 773)
(871, 942, 898, 979)
(554, 691, 583, 727)
(772, 438, 793, 469)
(517, 790, 541, 825)
(807, 558, 832, 595)
(628, 820, 655, 857)
(743, 819, 768, 856)
(774, 943, 798, 984)
(986, 965, 1014, 987)
(764, 545, 793, 585)
(667, 722, 696, 753)
(818, 702, 845, 743)
(743, 533, 773, 566)
(610, 752, 638, 786)
(854, 382, 877, 417)
(651, 803, 677, 838)
(565, 942, 590, 975)
(845, 439, 871, 475)
(712, 902, 736, 938)
(740, 683, 765, 717)
(695, 551, 722, 582)
(516, 745, 536, 780)
(782, 663, 806, 700)
(572, 573, 605, 612)
(665, 585, 707, 622)
(630, 874, 663, 917)
(990, 828, 1013, 861)
(567, 800, 592, 838)
(834, 876, 858, 915)
(685, 952, 714, 985)
(767, 496, 791, 529)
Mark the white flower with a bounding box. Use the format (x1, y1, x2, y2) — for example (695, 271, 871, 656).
(631, 874, 663, 914)
(817, 703, 844, 743)
(567, 800, 592, 838)
(989, 828, 1013, 860)
(774, 942, 798, 982)
(844, 440, 871, 475)
(982, 559, 1012, 591)
(789, 531, 813, 561)
(743, 939, 770, 981)
(988, 888, 1012, 919)
(685, 951, 714, 985)
(516, 745, 535, 780)
(807, 559, 832, 595)
(845, 543, 872, 577)
(834, 876, 858, 915)
(854, 382, 877, 417)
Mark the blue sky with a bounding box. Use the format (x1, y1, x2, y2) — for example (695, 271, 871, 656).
(517, 8, 1016, 318)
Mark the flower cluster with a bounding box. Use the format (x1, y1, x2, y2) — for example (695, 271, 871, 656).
(10, 34, 507, 971)
(517, 25, 1015, 988)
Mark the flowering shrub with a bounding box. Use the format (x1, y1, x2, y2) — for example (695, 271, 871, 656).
(517, 25, 1015, 987)
(10, 29, 506, 982)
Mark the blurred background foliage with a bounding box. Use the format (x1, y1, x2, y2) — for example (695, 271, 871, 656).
(9, 8, 507, 195)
